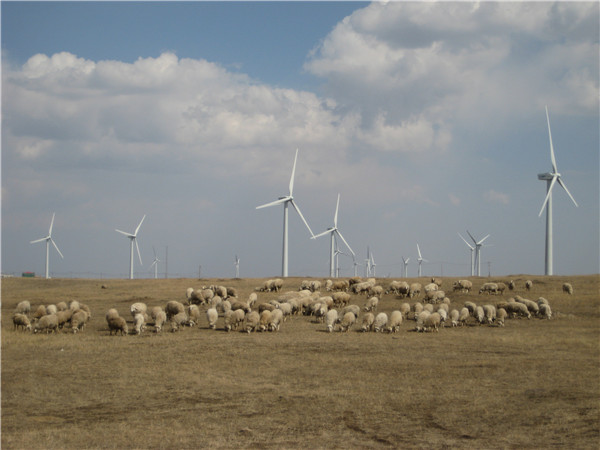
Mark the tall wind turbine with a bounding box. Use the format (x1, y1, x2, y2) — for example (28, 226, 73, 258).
(458, 233, 475, 277)
(402, 257, 410, 278)
(466, 230, 490, 277)
(364, 246, 373, 277)
(370, 251, 377, 277)
(417, 243, 428, 277)
(30, 213, 64, 279)
(150, 247, 160, 279)
(256, 149, 314, 277)
(312, 194, 355, 278)
(538, 106, 578, 275)
(116, 215, 145, 279)
(234, 255, 240, 278)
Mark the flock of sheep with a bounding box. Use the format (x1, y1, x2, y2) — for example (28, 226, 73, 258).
(10, 277, 573, 335)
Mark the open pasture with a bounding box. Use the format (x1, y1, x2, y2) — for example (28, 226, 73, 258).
(2, 274, 599, 449)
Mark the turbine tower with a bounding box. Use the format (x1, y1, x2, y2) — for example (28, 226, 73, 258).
(402, 257, 410, 278)
(466, 230, 490, 277)
(370, 251, 377, 277)
(417, 243, 428, 277)
(116, 215, 145, 279)
(150, 247, 160, 279)
(458, 233, 475, 277)
(538, 106, 578, 275)
(234, 255, 240, 278)
(256, 149, 314, 277)
(312, 194, 355, 278)
(364, 246, 373, 277)
(30, 212, 64, 279)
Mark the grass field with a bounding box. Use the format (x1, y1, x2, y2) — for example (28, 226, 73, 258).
(2, 274, 599, 449)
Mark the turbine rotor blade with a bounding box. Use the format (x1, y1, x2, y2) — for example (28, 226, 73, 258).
(557, 177, 579, 207)
(30, 237, 49, 244)
(116, 229, 134, 237)
(135, 215, 146, 236)
(51, 238, 64, 259)
(478, 234, 490, 245)
(538, 176, 558, 217)
(135, 239, 143, 266)
(312, 228, 335, 240)
(458, 233, 474, 249)
(466, 230, 477, 244)
(546, 106, 558, 173)
(289, 148, 298, 196)
(256, 197, 289, 209)
(336, 229, 355, 256)
(290, 199, 314, 237)
(417, 244, 422, 259)
(49, 213, 56, 235)
(334, 193, 340, 227)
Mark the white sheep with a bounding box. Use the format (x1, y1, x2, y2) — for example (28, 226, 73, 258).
(496, 308, 507, 326)
(387, 310, 403, 333)
(482, 304, 496, 324)
(206, 308, 219, 330)
(399, 302, 411, 318)
(525, 280, 533, 291)
(341, 304, 360, 320)
(325, 309, 339, 332)
(479, 283, 499, 295)
(106, 308, 120, 321)
(71, 310, 89, 333)
(562, 283, 573, 295)
(269, 309, 283, 331)
(154, 310, 167, 333)
(170, 312, 189, 332)
(133, 313, 145, 335)
(458, 307, 470, 326)
(412, 302, 424, 318)
(539, 303, 552, 319)
(360, 312, 375, 332)
(475, 306, 485, 324)
(13, 313, 31, 331)
(187, 305, 202, 326)
(34, 314, 58, 334)
(165, 300, 185, 319)
(56, 309, 73, 329)
(107, 316, 128, 335)
(452, 280, 473, 293)
(186, 287, 195, 301)
(332, 292, 351, 307)
(338, 311, 356, 332)
(450, 309, 459, 327)
(437, 308, 448, 324)
(259, 310, 272, 332)
(373, 312, 388, 333)
(364, 296, 379, 312)
(424, 312, 442, 332)
(409, 283, 422, 298)
(464, 301, 477, 315)
(15, 301, 31, 315)
(46, 304, 58, 315)
(130, 302, 147, 318)
(243, 311, 259, 333)
(68, 300, 80, 311)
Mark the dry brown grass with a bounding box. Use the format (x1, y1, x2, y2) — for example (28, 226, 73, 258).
(2, 274, 599, 449)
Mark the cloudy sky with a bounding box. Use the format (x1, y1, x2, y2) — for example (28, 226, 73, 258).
(2, 1, 598, 279)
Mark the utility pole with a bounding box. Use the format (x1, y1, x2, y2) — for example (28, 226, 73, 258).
(487, 261, 491, 277)
(165, 246, 168, 279)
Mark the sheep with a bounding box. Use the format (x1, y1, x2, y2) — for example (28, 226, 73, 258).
(13, 313, 31, 331)
(170, 312, 189, 332)
(341, 304, 360, 320)
(32, 305, 47, 321)
(56, 309, 73, 329)
(187, 305, 202, 327)
(244, 311, 260, 333)
(364, 296, 379, 312)
(165, 301, 185, 319)
(71, 310, 90, 333)
(424, 282, 438, 293)
(259, 310, 273, 332)
(226, 287, 238, 298)
(506, 301, 531, 319)
(206, 308, 219, 330)
(209, 295, 223, 310)
(78, 304, 92, 320)
(432, 277, 443, 288)
(539, 303, 552, 320)
(352, 281, 372, 295)
(212, 285, 228, 299)
(324, 279, 333, 291)
(399, 302, 411, 318)
(437, 303, 449, 314)
(130, 302, 147, 318)
(464, 301, 477, 315)
(425, 290, 446, 304)
(247, 292, 258, 308)
(331, 279, 350, 292)
(313, 303, 329, 323)
(259, 303, 276, 313)
(269, 309, 284, 331)
(437, 308, 448, 324)
(107, 316, 128, 335)
(387, 280, 410, 297)
(154, 310, 167, 333)
(525, 280, 533, 291)
(275, 302, 293, 320)
(310, 280, 322, 292)
(515, 296, 540, 315)
(508, 280, 515, 291)
(479, 283, 499, 295)
(318, 296, 334, 309)
(332, 292, 351, 307)
(223, 310, 239, 332)
(338, 312, 356, 332)
(495, 282, 507, 295)
(452, 280, 473, 293)
(475, 306, 485, 324)
(496, 308, 507, 326)
(450, 309, 459, 327)
(34, 314, 58, 334)
(186, 287, 195, 302)
(193, 288, 214, 305)
(409, 283, 422, 298)
(458, 307, 470, 326)
(149, 306, 163, 321)
(415, 311, 431, 332)
(562, 283, 573, 295)
(482, 304, 496, 324)
(360, 312, 375, 332)
(424, 312, 442, 332)
(69, 300, 80, 311)
(387, 310, 403, 333)
(368, 285, 384, 298)
(325, 309, 339, 333)
(46, 304, 58, 315)
(423, 303, 434, 314)
(231, 300, 251, 314)
(15, 301, 31, 315)
(537, 297, 550, 307)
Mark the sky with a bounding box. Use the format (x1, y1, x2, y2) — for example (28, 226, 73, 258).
(2, 1, 599, 279)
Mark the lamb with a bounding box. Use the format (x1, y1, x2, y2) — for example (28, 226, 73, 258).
(387, 310, 403, 333)
(525, 280, 533, 291)
(450, 309, 460, 327)
(360, 312, 375, 332)
(244, 311, 260, 333)
(364, 296, 379, 312)
(71, 310, 90, 333)
(458, 307, 470, 326)
(479, 283, 499, 295)
(424, 312, 442, 332)
(259, 310, 273, 332)
(539, 303, 552, 320)
(170, 312, 189, 331)
(206, 308, 219, 330)
(562, 283, 573, 295)
(325, 309, 339, 333)
(372, 312, 388, 332)
(154, 310, 167, 333)
(165, 301, 185, 319)
(107, 316, 128, 335)
(34, 314, 59, 334)
(338, 311, 356, 332)
(15, 301, 31, 315)
(13, 313, 31, 331)
(409, 283, 422, 298)
(496, 308, 507, 326)
(452, 280, 472, 293)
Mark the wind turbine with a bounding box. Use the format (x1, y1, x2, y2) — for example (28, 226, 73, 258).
(234, 255, 240, 278)
(116, 215, 145, 279)
(364, 246, 373, 277)
(150, 247, 160, 279)
(417, 243, 428, 277)
(30, 212, 64, 279)
(370, 251, 377, 277)
(538, 106, 578, 275)
(312, 194, 355, 278)
(401, 257, 410, 278)
(466, 230, 490, 277)
(458, 233, 475, 277)
(352, 255, 361, 277)
(256, 149, 314, 277)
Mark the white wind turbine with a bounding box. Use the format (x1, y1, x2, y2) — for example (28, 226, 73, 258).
(30, 212, 64, 279)
(256, 149, 314, 277)
(417, 243, 428, 277)
(352, 255, 361, 277)
(116, 215, 145, 279)
(312, 194, 355, 278)
(466, 230, 490, 277)
(364, 246, 372, 277)
(150, 247, 160, 279)
(458, 233, 475, 277)
(538, 106, 578, 275)
(370, 251, 377, 277)
(234, 255, 240, 278)
(402, 256, 410, 278)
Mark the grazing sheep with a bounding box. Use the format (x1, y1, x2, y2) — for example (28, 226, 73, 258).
(387, 310, 403, 333)
(515, 296, 540, 315)
(244, 311, 260, 333)
(431, 277, 443, 288)
(452, 280, 473, 293)
(425, 290, 446, 304)
(495, 282, 507, 295)
(409, 283, 422, 298)
(56, 309, 73, 329)
(206, 308, 219, 330)
(324, 279, 333, 291)
(323, 309, 338, 333)
(415, 311, 431, 332)
(450, 309, 459, 327)
(165, 301, 185, 319)
(412, 302, 424, 318)
(539, 303, 552, 320)
(15, 300, 31, 315)
(464, 301, 477, 315)
(32, 305, 47, 321)
(276, 302, 293, 320)
(259, 310, 273, 332)
(482, 305, 496, 324)
(537, 297, 550, 307)
(269, 309, 283, 331)
(149, 306, 163, 321)
(424, 303, 434, 314)
(154, 310, 167, 333)
(107, 316, 128, 335)
(338, 311, 356, 332)
(424, 282, 438, 293)
(360, 312, 375, 332)
(223, 310, 237, 332)
(13, 313, 31, 331)
(69, 300, 80, 311)
(71, 310, 90, 333)
(458, 307, 470, 326)
(78, 304, 92, 320)
(106, 308, 120, 321)
(525, 280, 533, 291)
(186, 287, 195, 301)
(231, 300, 251, 314)
(226, 287, 238, 298)
(46, 304, 58, 316)
(475, 306, 485, 324)
(331, 279, 350, 292)
(496, 308, 507, 326)
(193, 288, 214, 305)
(437, 308, 448, 324)
(479, 283, 499, 295)
(34, 314, 59, 334)
(170, 312, 189, 332)
(131, 313, 145, 335)
(506, 301, 531, 319)
(424, 312, 442, 332)
(508, 280, 515, 291)
(187, 305, 202, 326)
(332, 292, 351, 307)
(364, 296, 379, 312)
(247, 292, 258, 308)
(399, 302, 411, 318)
(368, 285, 384, 298)
(562, 283, 573, 295)
(130, 302, 147, 318)
(342, 305, 360, 320)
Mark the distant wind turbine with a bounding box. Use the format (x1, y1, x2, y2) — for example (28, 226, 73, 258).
(234, 255, 240, 278)
(256, 149, 314, 277)
(466, 230, 490, 277)
(402, 256, 410, 278)
(458, 233, 475, 277)
(30, 212, 64, 279)
(116, 215, 146, 279)
(538, 106, 578, 275)
(312, 194, 355, 278)
(364, 246, 373, 277)
(417, 243, 428, 277)
(370, 251, 377, 277)
(150, 247, 160, 279)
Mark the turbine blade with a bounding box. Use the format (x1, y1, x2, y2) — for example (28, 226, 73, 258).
(336, 230, 355, 257)
(334, 193, 340, 227)
(417, 243, 422, 259)
(150, 259, 157, 269)
(466, 230, 477, 244)
(538, 176, 558, 217)
(458, 233, 474, 249)
(290, 199, 314, 237)
(289, 148, 298, 196)
(30, 237, 48, 244)
(51, 238, 64, 259)
(546, 106, 558, 173)
(135, 239, 143, 266)
(116, 229, 134, 237)
(478, 234, 490, 245)
(256, 197, 289, 209)
(312, 228, 335, 240)
(134, 215, 146, 236)
(557, 177, 579, 207)
(49, 212, 56, 235)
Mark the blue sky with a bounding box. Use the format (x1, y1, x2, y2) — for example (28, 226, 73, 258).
(2, 1, 599, 279)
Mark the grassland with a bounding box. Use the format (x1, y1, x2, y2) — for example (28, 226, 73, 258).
(2, 274, 599, 449)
